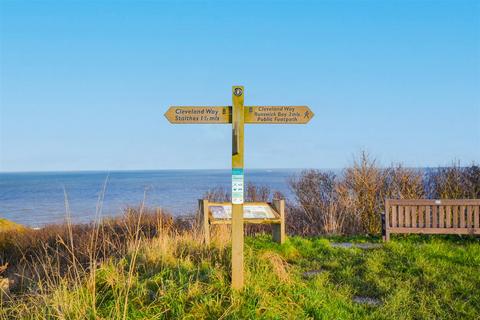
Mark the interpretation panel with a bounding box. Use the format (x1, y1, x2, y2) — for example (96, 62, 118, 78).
(209, 203, 278, 220)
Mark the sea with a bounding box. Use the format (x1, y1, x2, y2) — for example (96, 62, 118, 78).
(0, 169, 303, 227)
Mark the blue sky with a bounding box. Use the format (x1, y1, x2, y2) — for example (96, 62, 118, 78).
(1, 0, 479, 172)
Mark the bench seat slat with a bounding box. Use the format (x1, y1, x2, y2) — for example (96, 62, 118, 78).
(391, 205, 397, 228)
(425, 205, 431, 228)
(432, 205, 438, 228)
(474, 206, 479, 229)
(467, 206, 473, 228)
(405, 206, 411, 227)
(460, 205, 466, 228)
(412, 206, 417, 228)
(453, 206, 458, 228)
(438, 206, 444, 228)
(445, 206, 451, 228)
(418, 206, 424, 228)
(399, 206, 404, 227)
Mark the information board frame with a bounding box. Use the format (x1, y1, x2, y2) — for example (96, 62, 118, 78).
(198, 199, 286, 245)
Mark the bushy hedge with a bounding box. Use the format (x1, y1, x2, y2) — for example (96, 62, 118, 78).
(288, 152, 480, 236)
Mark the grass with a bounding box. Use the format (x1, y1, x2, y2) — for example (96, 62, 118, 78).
(0, 218, 26, 233)
(2, 231, 479, 319)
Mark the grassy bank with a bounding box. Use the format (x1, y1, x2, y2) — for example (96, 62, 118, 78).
(2, 230, 479, 319)
(0, 219, 26, 233)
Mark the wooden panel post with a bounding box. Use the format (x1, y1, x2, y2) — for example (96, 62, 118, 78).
(272, 199, 286, 244)
(231, 86, 245, 290)
(199, 199, 210, 245)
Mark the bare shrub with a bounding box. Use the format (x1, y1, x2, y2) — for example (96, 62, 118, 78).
(427, 163, 465, 199)
(287, 154, 427, 236)
(203, 183, 272, 203)
(337, 155, 427, 234)
(338, 152, 387, 235)
(426, 162, 480, 199)
(288, 156, 478, 236)
(385, 165, 425, 199)
(464, 165, 480, 198)
(203, 187, 230, 202)
(288, 170, 343, 235)
(246, 183, 270, 202)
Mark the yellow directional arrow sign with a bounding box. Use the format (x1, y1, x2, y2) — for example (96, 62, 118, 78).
(164, 106, 231, 124)
(245, 106, 314, 124)
(165, 106, 314, 124)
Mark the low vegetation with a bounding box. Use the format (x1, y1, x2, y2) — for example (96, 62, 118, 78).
(0, 208, 189, 293)
(1, 151, 479, 319)
(288, 152, 480, 235)
(2, 226, 479, 319)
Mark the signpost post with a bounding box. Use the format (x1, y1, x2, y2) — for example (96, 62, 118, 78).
(165, 86, 313, 290)
(231, 86, 245, 289)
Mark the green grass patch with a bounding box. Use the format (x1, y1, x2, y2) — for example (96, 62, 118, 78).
(2, 234, 479, 319)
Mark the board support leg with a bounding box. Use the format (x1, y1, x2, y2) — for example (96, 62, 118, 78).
(272, 199, 286, 244)
(199, 199, 210, 245)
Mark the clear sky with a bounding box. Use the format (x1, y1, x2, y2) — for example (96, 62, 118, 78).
(0, 0, 479, 172)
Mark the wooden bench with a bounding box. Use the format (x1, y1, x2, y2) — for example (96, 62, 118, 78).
(382, 199, 480, 241)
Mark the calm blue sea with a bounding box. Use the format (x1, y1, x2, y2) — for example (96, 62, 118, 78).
(0, 169, 301, 227)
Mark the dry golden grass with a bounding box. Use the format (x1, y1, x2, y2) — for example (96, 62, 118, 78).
(0, 219, 26, 233)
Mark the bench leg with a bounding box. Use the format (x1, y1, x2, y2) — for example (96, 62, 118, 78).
(383, 231, 390, 242)
(381, 212, 390, 242)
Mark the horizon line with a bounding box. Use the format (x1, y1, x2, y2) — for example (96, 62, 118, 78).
(0, 165, 472, 174)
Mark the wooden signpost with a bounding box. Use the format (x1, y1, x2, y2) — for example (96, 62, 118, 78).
(165, 86, 313, 290)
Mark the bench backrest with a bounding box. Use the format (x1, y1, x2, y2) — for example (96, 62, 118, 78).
(385, 199, 480, 232)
